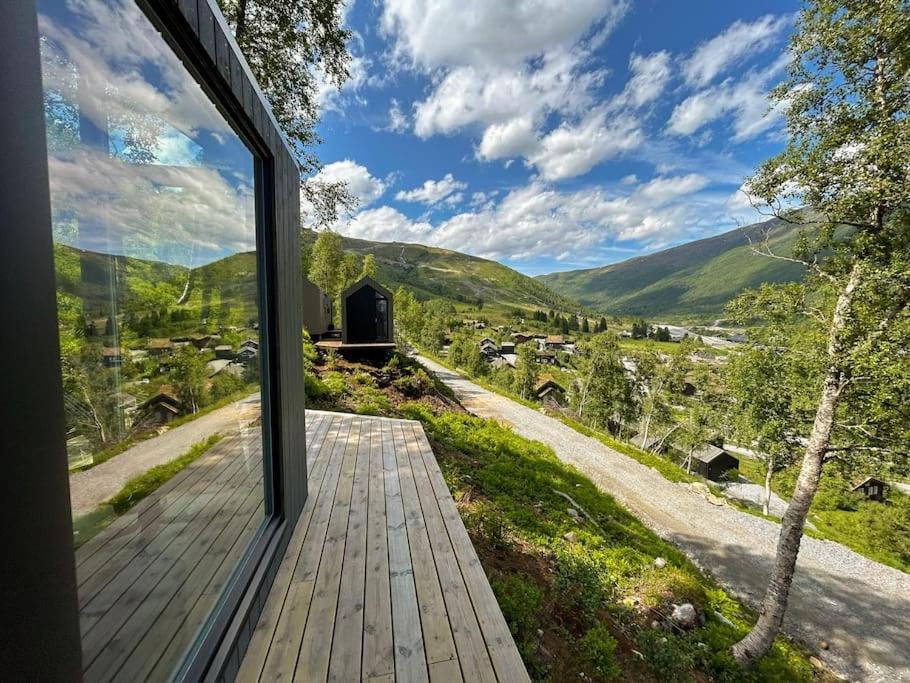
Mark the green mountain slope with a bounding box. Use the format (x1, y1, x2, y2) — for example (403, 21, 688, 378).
(302, 230, 579, 313)
(537, 216, 813, 319)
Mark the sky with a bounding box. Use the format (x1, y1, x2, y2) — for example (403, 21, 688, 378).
(309, 0, 798, 276)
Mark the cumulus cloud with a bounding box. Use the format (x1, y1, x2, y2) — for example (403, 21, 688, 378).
(529, 111, 643, 180)
(381, 0, 628, 69)
(313, 160, 386, 206)
(395, 173, 467, 205)
(333, 173, 725, 263)
(683, 14, 790, 87)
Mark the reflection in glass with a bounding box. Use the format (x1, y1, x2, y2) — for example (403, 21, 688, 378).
(39, 0, 267, 678)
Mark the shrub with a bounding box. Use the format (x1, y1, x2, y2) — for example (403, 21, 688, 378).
(635, 630, 698, 682)
(321, 371, 348, 398)
(352, 385, 391, 416)
(579, 624, 620, 682)
(209, 372, 245, 402)
(463, 500, 511, 551)
(491, 573, 543, 642)
(553, 544, 611, 624)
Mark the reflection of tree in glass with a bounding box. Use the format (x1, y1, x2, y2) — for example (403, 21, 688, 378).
(40, 36, 80, 155)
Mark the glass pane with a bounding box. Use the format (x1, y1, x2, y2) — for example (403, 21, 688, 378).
(38, 0, 268, 677)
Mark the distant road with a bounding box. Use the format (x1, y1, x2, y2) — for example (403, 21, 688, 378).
(417, 356, 910, 683)
(69, 392, 261, 519)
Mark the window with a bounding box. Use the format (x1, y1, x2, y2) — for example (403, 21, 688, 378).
(39, 0, 270, 677)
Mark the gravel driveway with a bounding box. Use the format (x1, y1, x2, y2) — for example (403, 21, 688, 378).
(69, 392, 261, 519)
(418, 357, 910, 682)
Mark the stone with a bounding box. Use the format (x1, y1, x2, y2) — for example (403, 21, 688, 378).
(654, 557, 667, 569)
(819, 641, 829, 650)
(567, 507, 580, 519)
(809, 656, 825, 670)
(563, 531, 579, 543)
(671, 603, 698, 629)
(650, 620, 660, 629)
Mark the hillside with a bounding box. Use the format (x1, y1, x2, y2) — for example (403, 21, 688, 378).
(537, 215, 816, 319)
(301, 230, 579, 314)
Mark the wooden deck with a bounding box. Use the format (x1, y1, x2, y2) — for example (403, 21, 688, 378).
(73, 424, 268, 682)
(239, 411, 529, 682)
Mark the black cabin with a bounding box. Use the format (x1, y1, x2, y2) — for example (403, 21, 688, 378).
(341, 277, 394, 344)
(691, 444, 739, 481)
(852, 477, 888, 502)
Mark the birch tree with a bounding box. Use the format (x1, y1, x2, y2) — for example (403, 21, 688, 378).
(730, 0, 910, 665)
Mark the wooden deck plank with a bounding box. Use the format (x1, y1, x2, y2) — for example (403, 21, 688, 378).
(362, 417, 395, 680)
(328, 417, 372, 681)
(236, 414, 337, 681)
(402, 424, 494, 683)
(296, 417, 363, 681)
(258, 415, 353, 680)
(79, 438, 250, 635)
(411, 426, 529, 683)
(391, 421, 458, 668)
(82, 445, 262, 673)
(76, 438, 246, 606)
(236, 412, 526, 683)
(381, 420, 429, 683)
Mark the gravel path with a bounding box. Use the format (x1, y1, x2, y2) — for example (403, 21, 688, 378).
(418, 357, 910, 682)
(68, 392, 261, 519)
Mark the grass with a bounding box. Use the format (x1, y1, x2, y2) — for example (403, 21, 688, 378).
(73, 384, 257, 473)
(73, 434, 224, 549)
(400, 402, 822, 682)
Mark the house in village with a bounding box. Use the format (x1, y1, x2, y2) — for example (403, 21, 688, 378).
(139, 391, 182, 425)
(510, 332, 534, 345)
(101, 346, 123, 368)
(541, 335, 567, 351)
(690, 444, 739, 481)
(237, 338, 259, 364)
(631, 432, 666, 453)
(535, 350, 560, 366)
(852, 477, 889, 502)
(214, 345, 234, 360)
(499, 341, 516, 355)
(146, 337, 174, 356)
(534, 378, 566, 405)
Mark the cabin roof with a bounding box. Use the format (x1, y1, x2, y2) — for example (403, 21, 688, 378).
(691, 444, 733, 464)
(852, 476, 887, 491)
(341, 275, 392, 301)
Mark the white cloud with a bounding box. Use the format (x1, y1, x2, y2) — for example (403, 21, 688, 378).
(381, 0, 628, 70)
(395, 173, 467, 205)
(341, 205, 434, 242)
(386, 98, 408, 132)
(528, 111, 643, 180)
(667, 54, 790, 141)
(316, 54, 370, 112)
(620, 174, 638, 185)
(333, 173, 727, 263)
(476, 116, 539, 161)
(683, 14, 790, 87)
(313, 160, 386, 206)
(612, 51, 672, 109)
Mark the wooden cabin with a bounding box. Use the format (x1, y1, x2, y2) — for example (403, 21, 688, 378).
(302, 276, 333, 338)
(852, 477, 888, 502)
(691, 444, 739, 481)
(341, 277, 393, 344)
(139, 391, 181, 424)
(101, 346, 123, 368)
(534, 378, 566, 405)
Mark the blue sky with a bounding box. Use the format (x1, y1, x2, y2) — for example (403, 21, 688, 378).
(308, 0, 797, 275)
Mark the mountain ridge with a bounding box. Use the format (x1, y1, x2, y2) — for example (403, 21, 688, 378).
(536, 215, 814, 319)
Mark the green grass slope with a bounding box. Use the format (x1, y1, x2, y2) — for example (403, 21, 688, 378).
(302, 230, 580, 313)
(538, 216, 813, 320)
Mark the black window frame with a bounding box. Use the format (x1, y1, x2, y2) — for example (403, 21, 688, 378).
(0, 1, 308, 680)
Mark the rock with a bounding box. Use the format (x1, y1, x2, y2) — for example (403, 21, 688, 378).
(563, 531, 579, 543)
(537, 629, 544, 637)
(671, 603, 698, 629)
(819, 641, 829, 650)
(654, 557, 667, 569)
(567, 507, 580, 519)
(713, 610, 734, 627)
(809, 656, 825, 670)
(650, 620, 660, 629)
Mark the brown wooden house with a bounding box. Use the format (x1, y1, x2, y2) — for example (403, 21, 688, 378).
(852, 477, 888, 502)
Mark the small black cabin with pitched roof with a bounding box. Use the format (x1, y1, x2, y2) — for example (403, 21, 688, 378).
(341, 277, 394, 344)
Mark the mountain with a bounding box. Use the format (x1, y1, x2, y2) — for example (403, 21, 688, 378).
(537, 216, 816, 320)
(302, 230, 580, 314)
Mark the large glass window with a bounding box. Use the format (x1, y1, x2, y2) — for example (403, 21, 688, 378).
(38, 0, 269, 678)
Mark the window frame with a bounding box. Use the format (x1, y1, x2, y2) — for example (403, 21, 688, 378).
(0, 1, 308, 680)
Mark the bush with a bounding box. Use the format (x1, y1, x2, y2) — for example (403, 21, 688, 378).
(553, 544, 611, 624)
(352, 385, 391, 416)
(491, 573, 543, 642)
(321, 371, 348, 398)
(635, 630, 698, 682)
(209, 372, 245, 402)
(579, 624, 620, 682)
(463, 500, 512, 551)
